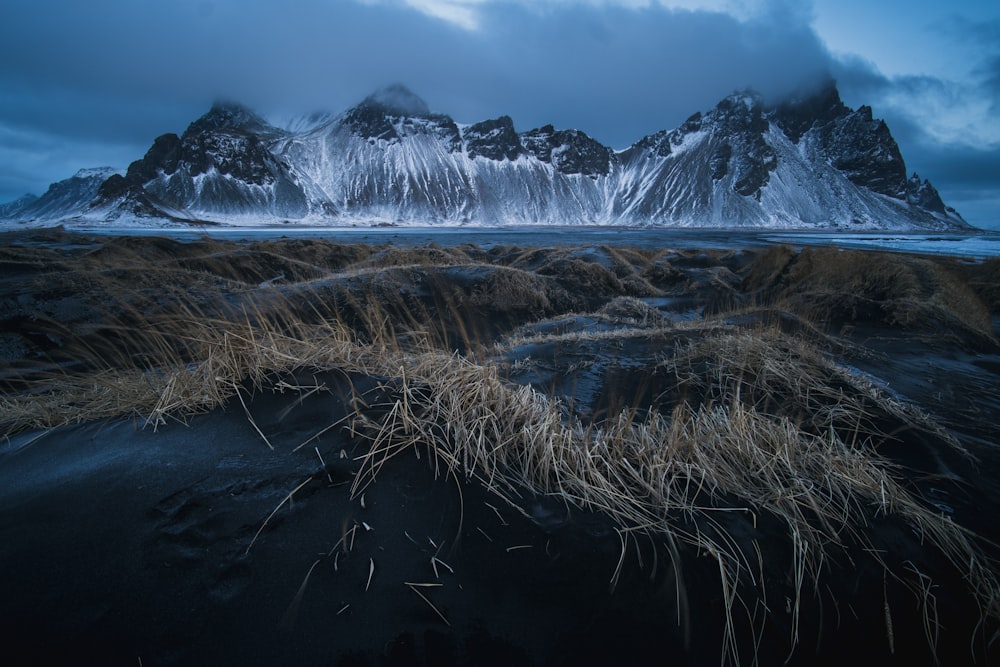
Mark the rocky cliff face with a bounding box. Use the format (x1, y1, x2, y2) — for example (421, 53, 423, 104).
(907, 173, 948, 214)
(521, 125, 615, 177)
(95, 103, 307, 220)
(2, 83, 970, 229)
(775, 85, 909, 199)
(464, 116, 523, 161)
(606, 83, 955, 228)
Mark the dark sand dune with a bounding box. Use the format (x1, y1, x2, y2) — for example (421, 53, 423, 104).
(0, 372, 721, 666)
(2, 229, 999, 666)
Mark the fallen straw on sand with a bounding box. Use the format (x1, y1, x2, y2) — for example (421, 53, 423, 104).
(3, 236, 998, 664)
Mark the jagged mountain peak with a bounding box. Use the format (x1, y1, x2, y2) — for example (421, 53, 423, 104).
(626, 112, 703, 158)
(359, 84, 431, 117)
(907, 172, 950, 215)
(773, 80, 851, 142)
(464, 116, 523, 161)
(4, 81, 971, 230)
(520, 125, 614, 177)
(627, 88, 771, 161)
(342, 84, 458, 144)
(73, 166, 120, 180)
(1, 166, 123, 221)
(187, 101, 274, 135)
(705, 89, 769, 137)
(717, 88, 765, 111)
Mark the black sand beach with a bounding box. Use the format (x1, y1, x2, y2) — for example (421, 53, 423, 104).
(2, 228, 999, 666)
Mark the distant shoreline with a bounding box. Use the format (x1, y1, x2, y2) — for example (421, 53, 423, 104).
(5, 223, 1000, 259)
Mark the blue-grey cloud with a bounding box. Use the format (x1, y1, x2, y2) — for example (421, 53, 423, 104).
(827, 37, 1000, 228)
(912, 146, 1000, 229)
(942, 16, 1000, 106)
(0, 0, 836, 201)
(0, 0, 996, 229)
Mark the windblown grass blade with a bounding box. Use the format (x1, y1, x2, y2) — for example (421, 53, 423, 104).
(405, 583, 450, 626)
(3, 236, 997, 665)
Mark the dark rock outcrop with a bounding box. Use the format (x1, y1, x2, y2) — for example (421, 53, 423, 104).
(775, 83, 908, 199)
(344, 85, 463, 152)
(464, 116, 524, 161)
(818, 105, 907, 198)
(773, 83, 851, 143)
(908, 173, 947, 214)
(521, 125, 614, 177)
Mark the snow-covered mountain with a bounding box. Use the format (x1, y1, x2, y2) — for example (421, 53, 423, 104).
(607, 86, 965, 228)
(0, 83, 971, 229)
(0, 194, 38, 219)
(1, 168, 120, 222)
(91, 103, 306, 223)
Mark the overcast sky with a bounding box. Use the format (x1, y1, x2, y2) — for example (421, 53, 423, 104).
(1, 0, 997, 228)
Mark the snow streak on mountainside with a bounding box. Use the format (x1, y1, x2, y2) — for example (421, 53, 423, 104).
(89, 103, 307, 223)
(0, 194, 38, 219)
(0, 83, 971, 229)
(1, 168, 120, 222)
(273, 95, 617, 225)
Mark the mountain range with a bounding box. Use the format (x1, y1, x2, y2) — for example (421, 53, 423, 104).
(0, 83, 970, 230)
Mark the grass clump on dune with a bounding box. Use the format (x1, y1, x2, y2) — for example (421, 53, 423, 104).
(745, 246, 996, 344)
(660, 323, 962, 452)
(2, 236, 999, 665)
(5, 297, 996, 665)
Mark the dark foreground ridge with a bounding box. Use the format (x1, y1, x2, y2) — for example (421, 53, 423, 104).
(1, 230, 999, 666)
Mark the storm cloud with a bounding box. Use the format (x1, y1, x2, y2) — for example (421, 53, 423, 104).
(0, 0, 996, 226)
(0, 1, 832, 138)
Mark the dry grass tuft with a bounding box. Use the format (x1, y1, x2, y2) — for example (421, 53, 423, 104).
(770, 247, 994, 342)
(954, 256, 1000, 314)
(469, 266, 552, 313)
(2, 236, 998, 665)
(538, 256, 627, 297)
(659, 323, 963, 453)
(741, 244, 796, 293)
(597, 296, 668, 326)
(346, 340, 999, 666)
(361, 244, 471, 269)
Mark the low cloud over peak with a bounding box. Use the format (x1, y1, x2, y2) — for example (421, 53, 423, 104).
(0, 0, 996, 227)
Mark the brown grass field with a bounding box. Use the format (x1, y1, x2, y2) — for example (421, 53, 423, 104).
(2, 227, 999, 666)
